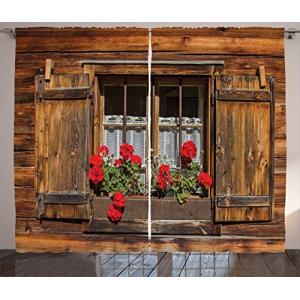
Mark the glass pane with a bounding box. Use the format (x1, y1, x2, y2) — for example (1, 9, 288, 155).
(104, 126, 123, 158)
(182, 86, 202, 119)
(159, 86, 179, 118)
(126, 85, 147, 164)
(158, 128, 179, 167)
(104, 85, 124, 158)
(126, 127, 146, 165)
(158, 86, 179, 165)
(104, 85, 124, 116)
(182, 85, 204, 160)
(127, 86, 147, 118)
(182, 128, 201, 162)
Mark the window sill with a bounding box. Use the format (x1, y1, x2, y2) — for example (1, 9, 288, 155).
(96, 195, 211, 202)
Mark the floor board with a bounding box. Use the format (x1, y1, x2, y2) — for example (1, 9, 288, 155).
(1, 250, 300, 277)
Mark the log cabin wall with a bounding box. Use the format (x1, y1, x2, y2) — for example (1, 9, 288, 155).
(14, 27, 286, 252)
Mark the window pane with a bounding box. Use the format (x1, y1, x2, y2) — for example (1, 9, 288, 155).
(182, 85, 204, 162)
(159, 86, 179, 118)
(182, 128, 201, 162)
(104, 85, 124, 116)
(104, 127, 122, 159)
(158, 86, 179, 166)
(126, 85, 147, 164)
(126, 127, 146, 165)
(182, 86, 202, 119)
(104, 85, 123, 158)
(127, 86, 147, 117)
(158, 128, 179, 166)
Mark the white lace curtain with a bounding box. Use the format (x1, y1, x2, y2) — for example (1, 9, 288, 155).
(104, 115, 202, 167)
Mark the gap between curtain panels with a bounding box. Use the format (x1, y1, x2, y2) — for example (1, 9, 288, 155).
(147, 28, 152, 241)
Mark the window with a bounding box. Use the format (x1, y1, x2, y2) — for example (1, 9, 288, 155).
(102, 77, 148, 184)
(155, 78, 207, 168)
(100, 76, 209, 190)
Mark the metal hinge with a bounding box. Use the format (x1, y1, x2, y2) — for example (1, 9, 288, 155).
(36, 193, 46, 219)
(36, 76, 46, 102)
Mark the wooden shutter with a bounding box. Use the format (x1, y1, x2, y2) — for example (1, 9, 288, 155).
(214, 74, 274, 223)
(35, 74, 93, 220)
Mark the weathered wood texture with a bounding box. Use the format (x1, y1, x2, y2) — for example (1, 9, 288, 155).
(94, 197, 211, 220)
(215, 75, 273, 223)
(35, 74, 92, 220)
(15, 233, 284, 253)
(14, 27, 286, 251)
(83, 219, 220, 235)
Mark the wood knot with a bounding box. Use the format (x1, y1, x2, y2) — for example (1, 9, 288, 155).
(183, 36, 190, 43)
(70, 150, 76, 158)
(248, 150, 254, 162)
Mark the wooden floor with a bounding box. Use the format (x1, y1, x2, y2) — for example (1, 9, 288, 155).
(1, 250, 300, 276)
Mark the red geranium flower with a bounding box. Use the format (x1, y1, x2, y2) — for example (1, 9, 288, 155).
(179, 141, 197, 163)
(98, 145, 109, 155)
(156, 164, 173, 191)
(130, 154, 142, 167)
(157, 174, 168, 190)
(112, 192, 126, 209)
(159, 164, 170, 174)
(107, 204, 122, 223)
(88, 165, 104, 185)
(120, 143, 134, 160)
(197, 171, 213, 189)
(114, 158, 123, 167)
(89, 154, 103, 167)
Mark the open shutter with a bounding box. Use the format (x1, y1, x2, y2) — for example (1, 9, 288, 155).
(35, 74, 93, 220)
(214, 74, 274, 223)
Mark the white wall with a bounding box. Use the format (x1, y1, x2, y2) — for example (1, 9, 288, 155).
(0, 29, 15, 249)
(285, 33, 300, 249)
(0, 22, 299, 249)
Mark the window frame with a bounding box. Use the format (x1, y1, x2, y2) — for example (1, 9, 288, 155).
(97, 74, 211, 199)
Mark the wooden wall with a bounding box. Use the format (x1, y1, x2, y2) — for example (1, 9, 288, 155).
(14, 27, 286, 252)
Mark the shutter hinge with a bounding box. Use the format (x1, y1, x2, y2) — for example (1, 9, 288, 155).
(36, 76, 46, 102)
(36, 193, 46, 219)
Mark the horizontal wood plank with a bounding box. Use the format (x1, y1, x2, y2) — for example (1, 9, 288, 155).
(216, 196, 271, 207)
(14, 133, 34, 151)
(215, 206, 271, 223)
(84, 219, 220, 235)
(94, 197, 211, 221)
(16, 28, 149, 53)
(14, 167, 34, 187)
(217, 90, 271, 101)
(14, 151, 34, 167)
(16, 233, 285, 253)
(16, 218, 84, 235)
(221, 222, 285, 237)
(15, 187, 36, 218)
(152, 29, 284, 56)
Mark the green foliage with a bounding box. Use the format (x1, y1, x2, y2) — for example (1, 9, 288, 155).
(93, 155, 145, 197)
(152, 155, 205, 205)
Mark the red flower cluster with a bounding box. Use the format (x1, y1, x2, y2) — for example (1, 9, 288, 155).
(88, 166, 104, 185)
(197, 171, 213, 189)
(180, 141, 197, 163)
(107, 192, 126, 223)
(156, 164, 173, 191)
(114, 158, 123, 167)
(120, 143, 134, 160)
(107, 204, 122, 223)
(98, 145, 109, 155)
(114, 144, 142, 168)
(89, 154, 103, 167)
(88, 145, 108, 185)
(130, 154, 142, 167)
